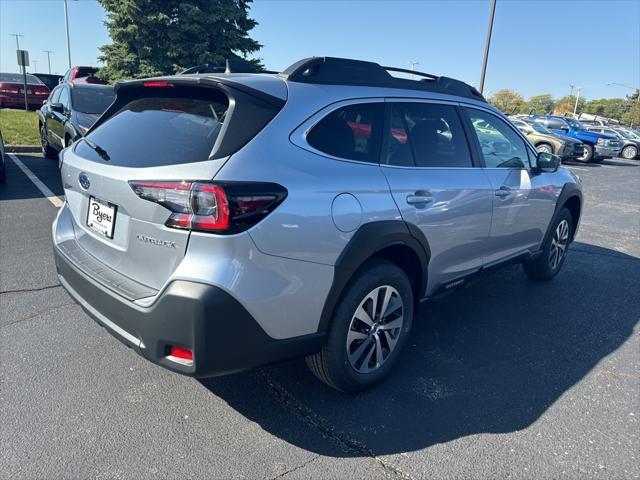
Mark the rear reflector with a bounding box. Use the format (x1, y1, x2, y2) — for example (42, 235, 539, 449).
(167, 345, 193, 366)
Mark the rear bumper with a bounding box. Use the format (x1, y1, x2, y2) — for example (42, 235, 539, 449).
(54, 241, 324, 377)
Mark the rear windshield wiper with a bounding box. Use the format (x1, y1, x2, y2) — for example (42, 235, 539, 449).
(82, 137, 110, 162)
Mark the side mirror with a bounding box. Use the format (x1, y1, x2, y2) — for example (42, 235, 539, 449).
(42, 99, 48, 106)
(559, 126, 570, 133)
(535, 151, 561, 173)
(50, 102, 64, 113)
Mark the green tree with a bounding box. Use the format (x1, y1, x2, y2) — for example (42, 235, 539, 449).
(98, 0, 262, 82)
(553, 95, 585, 116)
(524, 94, 554, 115)
(582, 98, 627, 120)
(488, 89, 525, 114)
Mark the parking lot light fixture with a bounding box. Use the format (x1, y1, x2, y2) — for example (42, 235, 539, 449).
(479, 0, 497, 94)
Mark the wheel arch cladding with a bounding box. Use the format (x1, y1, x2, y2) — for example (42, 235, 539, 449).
(317, 220, 430, 334)
(550, 182, 582, 243)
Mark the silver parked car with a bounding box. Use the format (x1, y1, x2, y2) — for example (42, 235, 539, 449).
(53, 57, 583, 392)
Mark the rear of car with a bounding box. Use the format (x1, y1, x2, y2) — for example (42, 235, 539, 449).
(52, 75, 322, 376)
(0, 72, 50, 109)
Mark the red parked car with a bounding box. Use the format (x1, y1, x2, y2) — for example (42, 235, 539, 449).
(61, 66, 107, 85)
(0, 72, 50, 109)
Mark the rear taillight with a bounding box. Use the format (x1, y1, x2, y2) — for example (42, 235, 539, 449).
(129, 181, 286, 234)
(0, 83, 19, 94)
(143, 81, 174, 88)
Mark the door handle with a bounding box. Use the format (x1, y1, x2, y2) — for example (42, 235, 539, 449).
(406, 194, 433, 205)
(494, 186, 512, 197)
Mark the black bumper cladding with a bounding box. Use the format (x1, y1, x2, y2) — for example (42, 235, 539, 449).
(54, 245, 323, 377)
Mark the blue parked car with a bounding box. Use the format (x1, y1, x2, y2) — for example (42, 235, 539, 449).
(531, 116, 621, 162)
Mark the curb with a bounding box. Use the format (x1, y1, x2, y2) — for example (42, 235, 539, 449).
(5, 145, 41, 153)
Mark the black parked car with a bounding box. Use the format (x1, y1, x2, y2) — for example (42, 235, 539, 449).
(32, 73, 63, 91)
(38, 82, 114, 158)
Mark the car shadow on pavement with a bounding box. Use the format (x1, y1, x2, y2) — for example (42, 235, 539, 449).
(207, 241, 639, 456)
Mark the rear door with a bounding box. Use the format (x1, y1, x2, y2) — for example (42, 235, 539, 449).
(381, 100, 493, 292)
(50, 85, 69, 148)
(463, 106, 554, 264)
(60, 90, 231, 290)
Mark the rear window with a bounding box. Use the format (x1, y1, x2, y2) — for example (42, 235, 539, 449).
(77, 93, 229, 167)
(307, 103, 384, 163)
(0, 73, 44, 84)
(71, 87, 115, 114)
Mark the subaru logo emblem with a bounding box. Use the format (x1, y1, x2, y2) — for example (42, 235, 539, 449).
(78, 172, 90, 190)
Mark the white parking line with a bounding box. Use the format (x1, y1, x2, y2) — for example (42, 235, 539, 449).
(568, 166, 589, 172)
(8, 153, 64, 208)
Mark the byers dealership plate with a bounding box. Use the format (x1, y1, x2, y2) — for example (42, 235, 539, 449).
(86, 196, 117, 239)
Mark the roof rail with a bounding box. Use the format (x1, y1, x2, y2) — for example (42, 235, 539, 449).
(280, 56, 485, 102)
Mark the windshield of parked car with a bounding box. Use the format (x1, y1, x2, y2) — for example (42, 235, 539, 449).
(617, 129, 640, 140)
(71, 87, 115, 114)
(524, 120, 553, 134)
(0, 72, 44, 84)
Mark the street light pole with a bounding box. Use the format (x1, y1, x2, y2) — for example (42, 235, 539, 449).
(569, 84, 575, 97)
(479, 0, 497, 95)
(33, 60, 39, 72)
(64, 0, 72, 68)
(43, 50, 53, 74)
(408, 60, 419, 80)
(10, 33, 23, 52)
(573, 87, 582, 116)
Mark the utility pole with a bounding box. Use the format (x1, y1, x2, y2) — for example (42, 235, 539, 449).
(569, 84, 575, 97)
(43, 50, 54, 74)
(408, 60, 419, 80)
(64, 0, 72, 68)
(573, 87, 582, 116)
(479, 0, 497, 94)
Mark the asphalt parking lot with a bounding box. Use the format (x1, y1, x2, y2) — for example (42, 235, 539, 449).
(1, 153, 638, 479)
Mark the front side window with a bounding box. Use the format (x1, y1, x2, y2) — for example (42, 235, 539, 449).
(385, 103, 472, 168)
(307, 103, 383, 163)
(58, 86, 70, 108)
(466, 108, 529, 169)
(49, 86, 61, 104)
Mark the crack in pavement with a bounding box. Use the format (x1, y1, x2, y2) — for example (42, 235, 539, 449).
(270, 455, 320, 479)
(0, 302, 77, 329)
(257, 370, 415, 480)
(0, 284, 61, 295)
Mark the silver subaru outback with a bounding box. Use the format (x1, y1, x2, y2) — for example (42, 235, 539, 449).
(53, 57, 582, 392)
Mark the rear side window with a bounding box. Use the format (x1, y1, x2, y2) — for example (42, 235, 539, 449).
(307, 103, 383, 163)
(77, 93, 229, 167)
(385, 103, 472, 168)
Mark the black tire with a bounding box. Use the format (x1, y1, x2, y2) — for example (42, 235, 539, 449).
(621, 145, 638, 160)
(577, 144, 594, 163)
(40, 125, 57, 159)
(306, 259, 414, 392)
(523, 208, 573, 281)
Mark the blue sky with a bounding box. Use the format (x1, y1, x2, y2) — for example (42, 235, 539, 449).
(1, 0, 638, 100)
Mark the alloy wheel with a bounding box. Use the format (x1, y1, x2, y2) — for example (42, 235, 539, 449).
(346, 285, 404, 374)
(622, 146, 637, 159)
(537, 144, 552, 154)
(549, 219, 570, 269)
